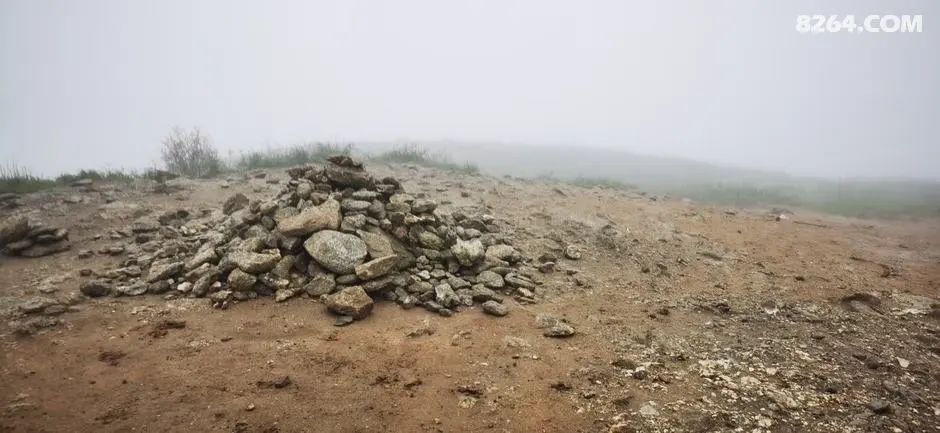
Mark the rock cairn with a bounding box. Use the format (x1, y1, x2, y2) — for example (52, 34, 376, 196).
(0, 216, 71, 258)
(83, 156, 537, 322)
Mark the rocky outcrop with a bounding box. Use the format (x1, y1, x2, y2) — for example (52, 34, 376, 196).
(1, 216, 71, 258)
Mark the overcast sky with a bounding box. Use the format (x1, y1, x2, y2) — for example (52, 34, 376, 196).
(1, 0, 937, 179)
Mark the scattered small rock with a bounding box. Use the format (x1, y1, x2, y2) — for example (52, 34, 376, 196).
(868, 399, 892, 414)
(564, 245, 582, 260)
(147, 320, 186, 338)
(481, 300, 508, 317)
(256, 376, 292, 389)
(324, 286, 374, 319)
(98, 350, 126, 366)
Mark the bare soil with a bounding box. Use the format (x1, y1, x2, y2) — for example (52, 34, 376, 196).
(1, 164, 938, 432)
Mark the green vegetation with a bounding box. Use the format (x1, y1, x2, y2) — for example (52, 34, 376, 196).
(569, 177, 635, 191)
(374, 143, 479, 174)
(375, 143, 434, 164)
(56, 168, 139, 185)
(5, 136, 937, 220)
(670, 184, 803, 208)
(0, 165, 141, 194)
(671, 180, 940, 219)
(0, 164, 56, 193)
(232, 141, 481, 175)
(416, 141, 940, 219)
(532, 173, 634, 191)
(530, 169, 938, 219)
(236, 142, 353, 170)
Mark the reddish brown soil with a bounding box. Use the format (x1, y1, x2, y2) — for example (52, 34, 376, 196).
(1, 164, 938, 432)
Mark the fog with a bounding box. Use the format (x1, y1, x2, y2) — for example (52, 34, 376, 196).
(1, 0, 938, 179)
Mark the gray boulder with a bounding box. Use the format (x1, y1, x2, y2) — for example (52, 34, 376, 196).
(411, 198, 437, 213)
(0, 216, 29, 246)
(186, 246, 219, 270)
(274, 289, 295, 302)
(471, 285, 501, 302)
(485, 244, 518, 262)
(341, 200, 371, 212)
(227, 268, 257, 291)
(223, 251, 280, 274)
(18, 241, 70, 257)
(304, 230, 368, 274)
(388, 193, 414, 204)
(305, 274, 336, 297)
(209, 290, 232, 303)
(146, 260, 184, 283)
(356, 228, 415, 268)
(222, 193, 249, 215)
(545, 322, 576, 338)
(325, 164, 372, 189)
(17, 296, 59, 314)
(340, 214, 367, 232)
(417, 231, 444, 250)
(482, 300, 508, 316)
(476, 270, 505, 289)
(355, 255, 398, 280)
(271, 255, 296, 279)
(80, 280, 112, 297)
(116, 283, 148, 296)
(451, 239, 484, 267)
(356, 230, 394, 257)
(324, 286, 374, 319)
(277, 198, 341, 236)
(434, 283, 460, 309)
(192, 270, 220, 297)
(536, 314, 576, 337)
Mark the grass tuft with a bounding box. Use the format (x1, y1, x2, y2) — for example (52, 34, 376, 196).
(375, 144, 479, 174)
(569, 177, 635, 191)
(0, 164, 56, 194)
(672, 181, 940, 219)
(56, 169, 139, 184)
(237, 142, 354, 170)
(1, 165, 144, 194)
(532, 173, 633, 191)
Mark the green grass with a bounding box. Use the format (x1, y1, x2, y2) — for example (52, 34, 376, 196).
(0, 164, 56, 194)
(532, 173, 634, 191)
(530, 173, 940, 219)
(670, 181, 940, 219)
(376, 143, 433, 164)
(569, 177, 635, 191)
(374, 143, 479, 174)
(56, 168, 139, 184)
(1, 165, 143, 194)
(236, 142, 353, 170)
(672, 184, 803, 207)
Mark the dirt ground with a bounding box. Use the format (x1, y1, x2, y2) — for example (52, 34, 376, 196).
(1, 163, 939, 433)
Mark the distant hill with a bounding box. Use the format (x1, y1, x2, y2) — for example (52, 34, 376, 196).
(358, 140, 940, 219)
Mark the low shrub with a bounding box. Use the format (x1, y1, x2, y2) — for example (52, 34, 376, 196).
(161, 127, 223, 178)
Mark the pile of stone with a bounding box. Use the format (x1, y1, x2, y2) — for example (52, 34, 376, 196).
(82, 156, 538, 323)
(0, 216, 71, 257)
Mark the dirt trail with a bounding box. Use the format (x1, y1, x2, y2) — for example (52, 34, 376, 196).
(1, 163, 938, 433)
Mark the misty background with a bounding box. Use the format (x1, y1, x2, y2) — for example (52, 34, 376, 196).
(1, 0, 938, 183)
